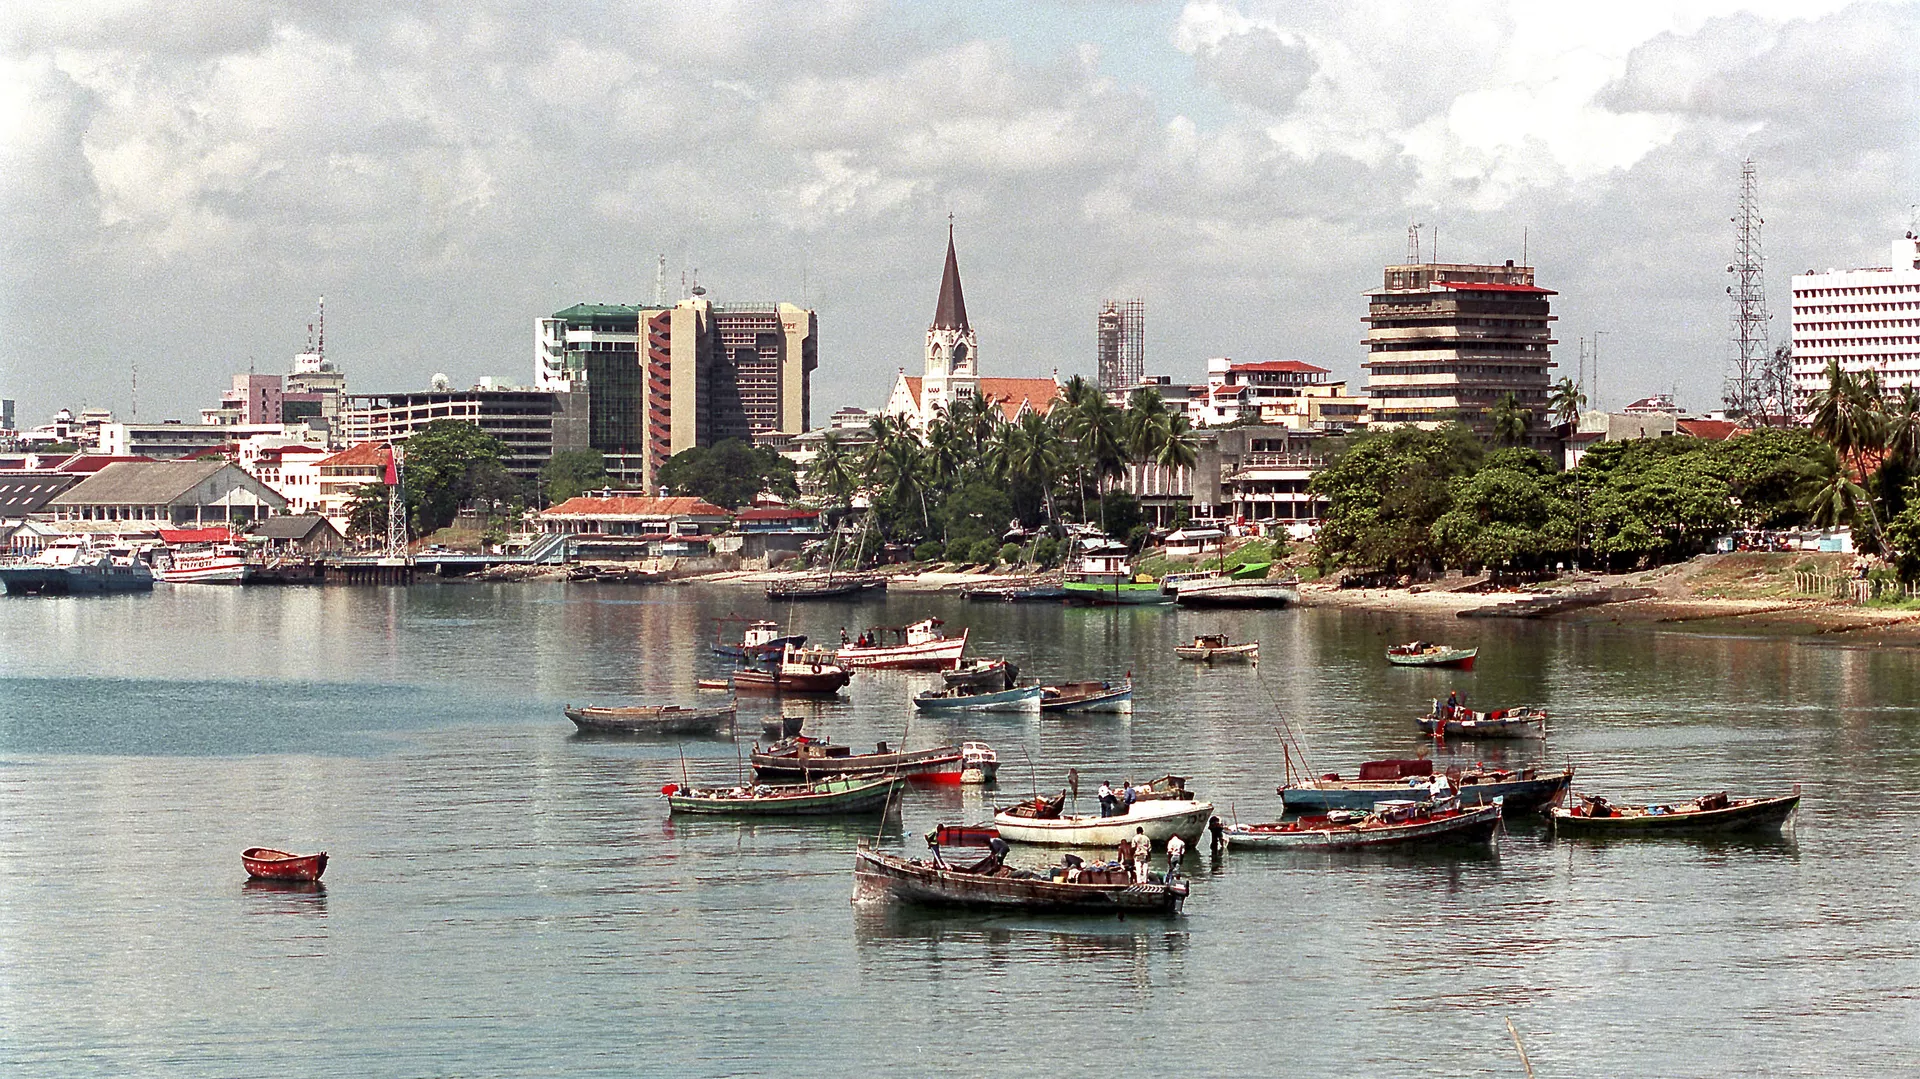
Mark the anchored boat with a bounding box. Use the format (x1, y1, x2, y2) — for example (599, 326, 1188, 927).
(242, 847, 329, 882)
(711, 618, 807, 662)
(731, 646, 852, 695)
(0, 541, 155, 595)
(836, 618, 968, 670)
(665, 773, 906, 816)
(1038, 677, 1134, 713)
(1225, 800, 1503, 851)
(1549, 787, 1801, 836)
(1387, 641, 1478, 669)
(564, 702, 737, 735)
(751, 736, 983, 784)
(912, 684, 1043, 712)
(1280, 758, 1573, 814)
(853, 842, 1188, 914)
(1175, 633, 1259, 663)
(1417, 702, 1547, 739)
(943, 657, 1018, 690)
(991, 796, 1214, 848)
(1062, 538, 1171, 606)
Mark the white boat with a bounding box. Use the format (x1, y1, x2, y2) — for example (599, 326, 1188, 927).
(0, 541, 154, 595)
(836, 618, 969, 670)
(991, 798, 1214, 848)
(155, 546, 251, 584)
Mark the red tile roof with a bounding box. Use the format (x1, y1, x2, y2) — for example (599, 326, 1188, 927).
(737, 507, 820, 521)
(56, 455, 156, 473)
(1676, 419, 1741, 441)
(318, 442, 392, 468)
(544, 495, 731, 518)
(977, 377, 1060, 420)
(1436, 280, 1556, 295)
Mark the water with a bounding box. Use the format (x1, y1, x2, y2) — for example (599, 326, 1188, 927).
(2, 583, 1916, 1076)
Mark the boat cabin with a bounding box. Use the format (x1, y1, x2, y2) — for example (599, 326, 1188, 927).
(851, 617, 949, 647)
(1355, 759, 1434, 782)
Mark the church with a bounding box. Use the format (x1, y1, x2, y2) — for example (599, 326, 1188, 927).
(881, 225, 1060, 429)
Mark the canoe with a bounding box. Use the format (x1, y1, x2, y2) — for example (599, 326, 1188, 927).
(853, 844, 1188, 914)
(766, 576, 887, 600)
(1550, 788, 1801, 836)
(1174, 634, 1259, 663)
(1225, 801, 1503, 851)
(1280, 760, 1574, 814)
(751, 736, 979, 784)
(1417, 705, 1546, 739)
(1039, 678, 1133, 713)
(564, 702, 737, 735)
(943, 657, 1018, 690)
(242, 847, 329, 882)
(666, 773, 906, 815)
(1386, 642, 1478, 669)
(912, 684, 1043, 712)
(991, 798, 1214, 848)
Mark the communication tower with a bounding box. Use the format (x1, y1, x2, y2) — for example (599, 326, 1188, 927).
(1096, 299, 1145, 394)
(1726, 159, 1771, 416)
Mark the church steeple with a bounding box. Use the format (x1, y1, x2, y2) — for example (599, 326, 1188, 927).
(932, 219, 970, 332)
(918, 217, 979, 426)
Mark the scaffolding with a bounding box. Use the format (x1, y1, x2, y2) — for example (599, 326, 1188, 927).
(1096, 299, 1144, 393)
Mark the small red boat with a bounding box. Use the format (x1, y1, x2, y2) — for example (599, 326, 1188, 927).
(242, 847, 329, 882)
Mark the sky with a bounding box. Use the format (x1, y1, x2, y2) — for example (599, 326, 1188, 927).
(2, 0, 1917, 427)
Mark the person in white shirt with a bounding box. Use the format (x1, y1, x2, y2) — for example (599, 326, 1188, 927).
(1097, 781, 1116, 817)
(1165, 834, 1186, 878)
(1132, 827, 1152, 883)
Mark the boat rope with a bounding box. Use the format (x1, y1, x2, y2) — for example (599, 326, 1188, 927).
(1251, 665, 1320, 784)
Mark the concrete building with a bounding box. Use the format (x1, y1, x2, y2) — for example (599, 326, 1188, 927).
(99, 421, 290, 459)
(538, 495, 732, 539)
(338, 386, 588, 481)
(1363, 259, 1556, 447)
(1194, 359, 1371, 431)
(46, 460, 287, 527)
(1121, 425, 1331, 531)
(249, 514, 348, 555)
(1790, 234, 1920, 407)
(535, 294, 817, 490)
(313, 442, 391, 524)
(249, 444, 333, 516)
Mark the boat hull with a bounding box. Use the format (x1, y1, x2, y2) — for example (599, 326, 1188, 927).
(1225, 803, 1502, 851)
(913, 685, 1043, 712)
(711, 635, 806, 662)
(766, 578, 887, 600)
(155, 559, 250, 584)
(992, 800, 1214, 848)
(1387, 649, 1478, 670)
(670, 775, 906, 815)
(564, 704, 737, 735)
(1281, 770, 1571, 814)
(242, 847, 329, 882)
(1063, 581, 1173, 606)
(853, 848, 1186, 914)
(752, 745, 968, 784)
(1416, 711, 1545, 739)
(1172, 582, 1298, 608)
(1550, 793, 1800, 836)
(836, 633, 968, 671)
(1174, 644, 1259, 663)
(731, 668, 851, 695)
(1039, 683, 1133, 713)
(0, 565, 155, 595)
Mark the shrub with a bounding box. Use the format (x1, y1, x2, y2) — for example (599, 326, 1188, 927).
(945, 538, 975, 563)
(997, 542, 1022, 565)
(1033, 536, 1062, 568)
(913, 541, 944, 563)
(971, 538, 1000, 565)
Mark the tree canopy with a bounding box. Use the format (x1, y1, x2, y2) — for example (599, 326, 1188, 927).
(401, 421, 521, 536)
(656, 439, 797, 509)
(543, 448, 610, 504)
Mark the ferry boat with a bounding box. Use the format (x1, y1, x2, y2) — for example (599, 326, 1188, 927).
(0, 541, 155, 596)
(835, 618, 968, 670)
(154, 545, 252, 584)
(1062, 538, 1170, 606)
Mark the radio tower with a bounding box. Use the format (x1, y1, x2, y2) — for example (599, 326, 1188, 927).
(1726, 159, 1770, 417)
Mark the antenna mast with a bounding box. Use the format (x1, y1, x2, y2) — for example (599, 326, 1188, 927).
(1406, 222, 1424, 264)
(1727, 158, 1771, 417)
(653, 255, 666, 307)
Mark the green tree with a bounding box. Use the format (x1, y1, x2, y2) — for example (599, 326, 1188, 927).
(344, 482, 390, 544)
(1884, 479, 1920, 582)
(401, 421, 520, 536)
(1547, 378, 1586, 427)
(987, 411, 1066, 525)
(1569, 438, 1734, 569)
(805, 432, 859, 509)
(1487, 392, 1531, 447)
(1710, 427, 1837, 528)
(1430, 448, 1574, 570)
(1808, 360, 1888, 547)
(1310, 425, 1482, 574)
(656, 439, 798, 509)
(542, 449, 609, 504)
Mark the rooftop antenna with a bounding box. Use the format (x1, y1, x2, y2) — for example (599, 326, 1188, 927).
(130, 360, 138, 420)
(1406, 221, 1424, 264)
(1522, 227, 1528, 267)
(653, 255, 667, 307)
(316, 296, 325, 362)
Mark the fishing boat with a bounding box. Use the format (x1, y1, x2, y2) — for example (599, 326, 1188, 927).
(766, 575, 887, 600)
(242, 847, 329, 882)
(1225, 800, 1503, 851)
(1039, 677, 1134, 713)
(0, 541, 155, 595)
(962, 581, 1068, 602)
(836, 618, 968, 670)
(943, 657, 1018, 690)
(912, 684, 1043, 712)
(664, 773, 906, 815)
(711, 618, 807, 662)
(1172, 577, 1300, 608)
(751, 736, 984, 784)
(730, 646, 852, 695)
(1549, 787, 1801, 836)
(1418, 702, 1547, 739)
(153, 545, 251, 584)
(1062, 538, 1172, 606)
(1279, 758, 1574, 813)
(563, 702, 737, 735)
(1386, 641, 1478, 669)
(1174, 633, 1259, 663)
(991, 797, 1214, 848)
(959, 742, 998, 785)
(853, 842, 1188, 914)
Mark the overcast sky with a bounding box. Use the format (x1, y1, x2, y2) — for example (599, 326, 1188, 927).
(3, 0, 1916, 427)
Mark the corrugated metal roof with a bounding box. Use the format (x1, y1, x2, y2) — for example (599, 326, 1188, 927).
(0, 472, 79, 514)
(50, 460, 232, 505)
(251, 515, 343, 540)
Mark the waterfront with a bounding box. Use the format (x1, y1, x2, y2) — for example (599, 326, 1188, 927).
(3, 583, 1918, 1076)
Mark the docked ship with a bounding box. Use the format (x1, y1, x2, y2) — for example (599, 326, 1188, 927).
(153, 545, 252, 584)
(0, 541, 155, 596)
(1062, 537, 1170, 606)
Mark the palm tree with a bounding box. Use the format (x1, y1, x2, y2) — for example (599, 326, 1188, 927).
(1124, 387, 1171, 461)
(870, 427, 931, 535)
(1806, 471, 1870, 530)
(1809, 360, 1889, 546)
(806, 432, 858, 510)
(1487, 392, 1531, 448)
(1547, 378, 1586, 428)
(993, 411, 1065, 524)
(1152, 411, 1199, 473)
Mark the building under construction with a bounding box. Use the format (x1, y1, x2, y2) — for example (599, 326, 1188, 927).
(1097, 299, 1144, 394)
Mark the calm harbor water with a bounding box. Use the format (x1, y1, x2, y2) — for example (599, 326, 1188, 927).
(2, 582, 1917, 1076)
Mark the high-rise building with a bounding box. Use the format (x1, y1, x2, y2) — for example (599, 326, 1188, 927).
(535, 294, 816, 488)
(1363, 259, 1556, 445)
(1790, 235, 1920, 408)
(339, 385, 589, 482)
(1097, 299, 1144, 394)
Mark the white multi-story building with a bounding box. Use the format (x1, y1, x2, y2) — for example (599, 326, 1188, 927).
(1791, 235, 1920, 406)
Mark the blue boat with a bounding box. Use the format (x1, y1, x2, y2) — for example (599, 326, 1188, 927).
(912, 684, 1044, 712)
(1038, 678, 1133, 713)
(710, 619, 807, 663)
(1279, 760, 1573, 814)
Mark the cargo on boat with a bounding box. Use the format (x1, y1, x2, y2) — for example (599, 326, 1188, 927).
(1225, 800, 1502, 851)
(751, 736, 984, 784)
(1038, 677, 1133, 713)
(1549, 787, 1800, 836)
(1417, 702, 1547, 739)
(665, 773, 906, 816)
(853, 842, 1187, 914)
(912, 684, 1043, 712)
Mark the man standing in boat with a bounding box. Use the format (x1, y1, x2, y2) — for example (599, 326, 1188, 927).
(1098, 780, 1116, 817)
(1132, 827, 1151, 883)
(1165, 834, 1186, 879)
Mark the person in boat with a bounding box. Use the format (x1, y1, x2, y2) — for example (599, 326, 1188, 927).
(1098, 781, 1116, 817)
(1445, 689, 1460, 715)
(840, 627, 850, 645)
(1115, 834, 1133, 871)
(1165, 834, 1186, 878)
(1132, 827, 1152, 883)
(1208, 815, 1225, 852)
(1061, 853, 1083, 883)
(986, 835, 1010, 870)
(1121, 781, 1138, 814)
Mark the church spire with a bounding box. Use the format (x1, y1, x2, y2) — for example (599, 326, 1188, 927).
(933, 218, 970, 332)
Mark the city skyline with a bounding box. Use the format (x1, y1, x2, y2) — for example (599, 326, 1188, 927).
(2, 1, 1916, 424)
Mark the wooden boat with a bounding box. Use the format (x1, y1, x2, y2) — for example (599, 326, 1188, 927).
(1172, 578, 1299, 608)
(1549, 787, 1801, 836)
(1280, 759, 1574, 813)
(242, 847, 329, 882)
(943, 657, 1017, 690)
(912, 684, 1043, 712)
(730, 646, 851, 695)
(1062, 537, 1173, 606)
(760, 714, 806, 740)
(1386, 641, 1478, 669)
(751, 736, 982, 784)
(665, 773, 906, 815)
(1225, 801, 1502, 851)
(1417, 702, 1547, 739)
(854, 843, 1188, 914)
(711, 618, 806, 662)
(1039, 677, 1133, 713)
(959, 742, 998, 785)
(992, 797, 1214, 848)
(766, 575, 886, 600)
(962, 583, 1068, 602)
(1175, 633, 1259, 663)
(564, 702, 737, 735)
(836, 618, 968, 670)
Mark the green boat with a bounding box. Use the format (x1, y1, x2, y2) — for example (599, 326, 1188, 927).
(665, 773, 906, 816)
(1062, 538, 1171, 606)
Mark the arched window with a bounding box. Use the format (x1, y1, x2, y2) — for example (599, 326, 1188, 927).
(953, 341, 969, 370)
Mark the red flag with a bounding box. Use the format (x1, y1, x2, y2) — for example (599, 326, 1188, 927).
(383, 447, 398, 486)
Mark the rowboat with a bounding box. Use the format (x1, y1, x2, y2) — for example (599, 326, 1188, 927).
(1039, 677, 1133, 713)
(730, 646, 851, 695)
(1175, 633, 1259, 663)
(242, 847, 329, 882)
(836, 618, 968, 670)
(1280, 758, 1573, 813)
(1549, 787, 1801, 836)
(912, 684, 1043, 712)
(564, 702, 737, 735)
(766, 576, 886, 600)
(711, 618, 806, 662)
(853, 843, 1188, 914)
(665, 773, 906, 815)
(751, 736, 983, 784)
(1225, 800, 1503, 851)
(991, 797, 1214, 848)
(943, 657, 1018, 690)
(1387, 641, 1478, 669)
(1417, 703, 1547, 739)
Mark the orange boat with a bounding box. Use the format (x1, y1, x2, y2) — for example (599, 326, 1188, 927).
(242, 847, 329, 882)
